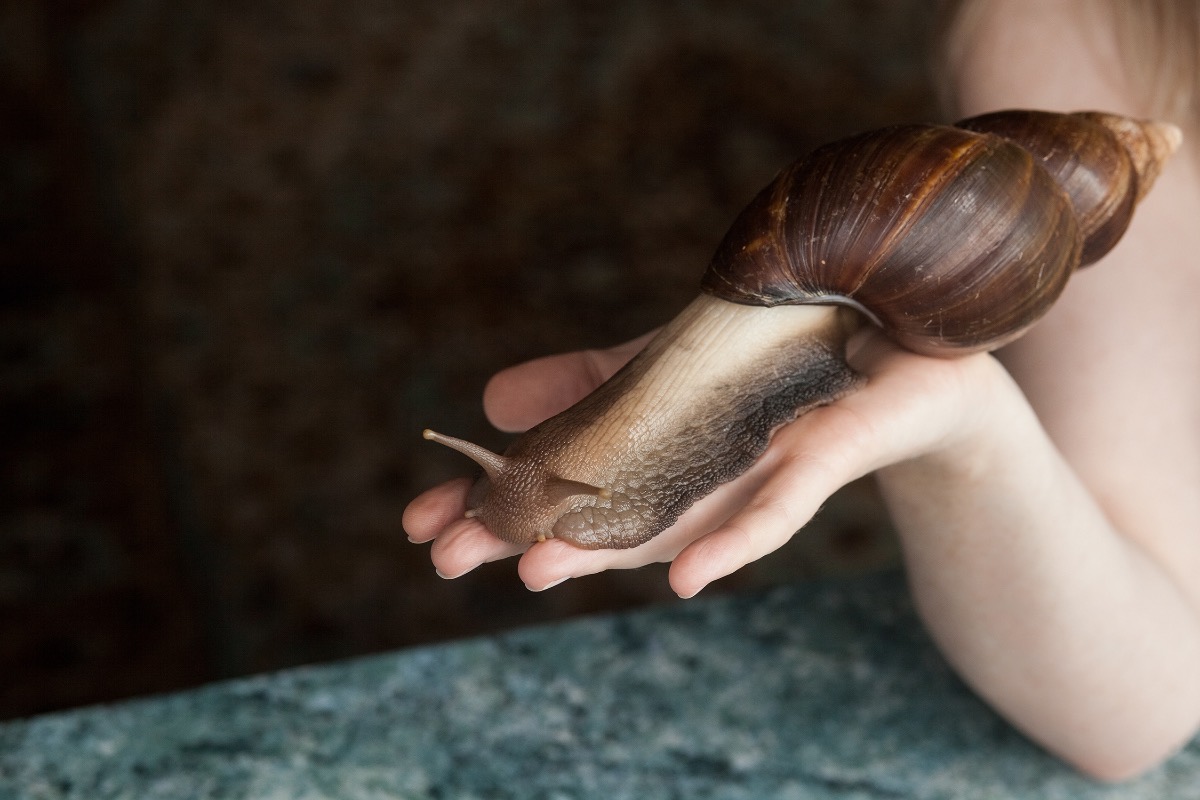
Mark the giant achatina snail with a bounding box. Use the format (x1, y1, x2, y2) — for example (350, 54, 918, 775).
(424, 109, 1181, 550)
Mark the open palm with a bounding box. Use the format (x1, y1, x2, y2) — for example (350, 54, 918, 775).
(403, 325, 1007, 598)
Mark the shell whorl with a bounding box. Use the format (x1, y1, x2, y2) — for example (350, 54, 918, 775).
(701, 110, 1179, 356)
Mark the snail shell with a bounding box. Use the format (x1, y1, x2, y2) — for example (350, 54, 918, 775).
(702, 110, 1179, 355)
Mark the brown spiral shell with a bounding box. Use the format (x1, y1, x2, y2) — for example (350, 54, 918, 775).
(701, 110, 1176, 356)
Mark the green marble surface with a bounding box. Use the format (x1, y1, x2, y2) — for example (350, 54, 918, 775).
(2, 571, 1197, 799)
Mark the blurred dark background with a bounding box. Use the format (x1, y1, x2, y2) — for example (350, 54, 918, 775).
(0, 0, 939, 719)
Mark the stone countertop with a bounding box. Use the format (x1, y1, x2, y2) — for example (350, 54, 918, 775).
(3, 572, 1197, 799)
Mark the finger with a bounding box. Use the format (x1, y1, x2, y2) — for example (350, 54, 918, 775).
(668, 469, 836, 599)
(513, 470, 766, 590)
(667, 409, 873, 598)
(515, 539, 620, 591)
(515, 529, 684, 591)
(430, 516, 528, 578)
(483, 332, 656, 432)
(402, 477, 474, 542)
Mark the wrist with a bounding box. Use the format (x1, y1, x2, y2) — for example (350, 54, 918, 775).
(879, 353, 1036, 484)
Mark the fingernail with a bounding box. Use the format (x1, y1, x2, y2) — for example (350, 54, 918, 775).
(436, 567, 474, 580)
(528, 576, 570, 592)
(676, 584, 705, 600)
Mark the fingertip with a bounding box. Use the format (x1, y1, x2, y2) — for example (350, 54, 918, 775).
(670, 508, 801, 599)
(402, 477, 473, 542)
(516, 536, 638, 591)
(668, 536, 734, 599)
(430, 517, 526, 576)
(670, 572, 706, 600)
(516, 539, 581, 590)
(481, 368, 530, 433)
(527, 576, 570, 592)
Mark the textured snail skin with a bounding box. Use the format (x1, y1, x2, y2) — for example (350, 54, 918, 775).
(426, 110, 1181, 549)
(427, 299, 861, 548)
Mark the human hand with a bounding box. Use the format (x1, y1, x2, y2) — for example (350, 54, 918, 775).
(403, 324, 1010, 598)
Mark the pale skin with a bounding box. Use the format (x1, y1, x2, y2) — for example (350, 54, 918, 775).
(403, 0, 1200, 781)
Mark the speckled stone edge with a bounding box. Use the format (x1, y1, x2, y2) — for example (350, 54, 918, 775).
(1, 571, 1197, 799)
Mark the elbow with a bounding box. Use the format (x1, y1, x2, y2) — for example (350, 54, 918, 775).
(1059, 729, 1195, 784)
(1074, 757, 1163, 785)
(1074, 758, 1156, 785)
(1025, 690, 1200, 783)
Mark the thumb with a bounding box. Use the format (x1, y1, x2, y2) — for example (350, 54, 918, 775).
(483, 332, 655, 432)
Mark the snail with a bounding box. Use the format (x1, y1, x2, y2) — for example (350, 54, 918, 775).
(424, 109, 1181, 550)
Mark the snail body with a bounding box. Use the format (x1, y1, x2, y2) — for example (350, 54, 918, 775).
(426, 110, 1181, 549)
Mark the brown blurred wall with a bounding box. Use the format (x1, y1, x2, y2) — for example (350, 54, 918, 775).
(0, 0, 936, 719)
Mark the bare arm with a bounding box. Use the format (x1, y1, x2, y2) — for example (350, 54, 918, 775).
(880, 0, 1200, 779)
(877, 362, 1200, 781)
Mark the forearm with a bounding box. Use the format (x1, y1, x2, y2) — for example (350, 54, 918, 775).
(877, 368, 1200, 780)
